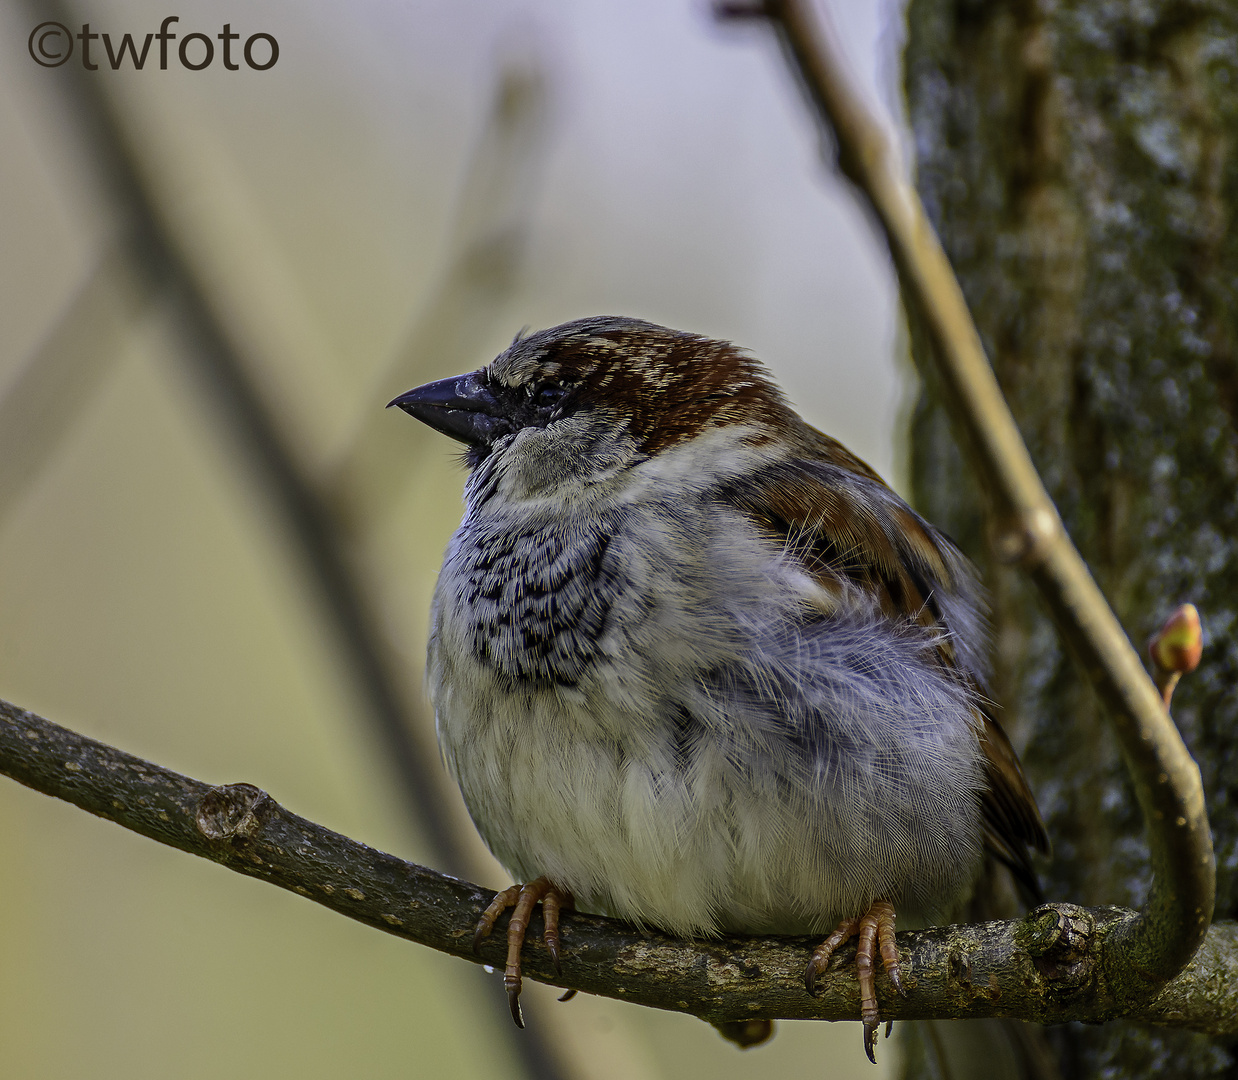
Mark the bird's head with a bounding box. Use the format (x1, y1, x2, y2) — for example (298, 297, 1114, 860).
(388, 317, 802, 479)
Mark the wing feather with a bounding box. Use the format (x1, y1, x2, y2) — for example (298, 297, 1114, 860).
(716, 448, 1049, 888)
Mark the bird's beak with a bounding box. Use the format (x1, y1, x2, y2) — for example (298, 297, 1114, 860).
(387, 372, 511, 447)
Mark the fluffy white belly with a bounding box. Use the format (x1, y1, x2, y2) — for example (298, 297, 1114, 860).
(436, 680, 822, 936)
(432, 651, 985, 938)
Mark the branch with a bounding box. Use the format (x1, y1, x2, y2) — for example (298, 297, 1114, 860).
(0, 248, 144, 529)
(722, 0, 1214, 1001)
(327, 52, 554, 529)
(3, 698, 1234, 1033)
(21, 0, 458, 872)
(21, 3, 566, 1074)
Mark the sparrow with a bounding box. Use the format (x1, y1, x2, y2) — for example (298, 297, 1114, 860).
(389, 316, 1047, 1060)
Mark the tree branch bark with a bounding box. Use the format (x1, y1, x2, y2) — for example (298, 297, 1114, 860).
(3, 697, 1234, 1033)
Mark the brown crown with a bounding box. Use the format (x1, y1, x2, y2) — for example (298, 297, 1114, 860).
(488, 317, 797, 455)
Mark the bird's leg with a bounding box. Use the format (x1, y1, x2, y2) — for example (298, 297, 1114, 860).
(472, 876, 574, 1027)
(804, 899, 904, 1064)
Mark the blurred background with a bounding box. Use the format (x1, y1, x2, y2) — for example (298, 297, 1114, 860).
(0, 1, 912, 1077)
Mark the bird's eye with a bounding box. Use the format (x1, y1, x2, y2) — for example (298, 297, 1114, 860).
(534, 383, 566, 409)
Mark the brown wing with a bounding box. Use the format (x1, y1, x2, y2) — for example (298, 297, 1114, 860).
(718, 448, 1049, 887)
(977, 714, 1051, 892)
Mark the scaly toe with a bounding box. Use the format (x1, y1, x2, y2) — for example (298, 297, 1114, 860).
(808, 901, 900, 1064)
(473, 884, 522, 955)
(805, 917, 860, 996)
(473, 877, 572, 1028)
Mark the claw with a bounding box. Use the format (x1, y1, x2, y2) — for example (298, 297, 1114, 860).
(474, 885, 521, 955)
(506, 979, 525, 1028)
(805, 917, 861, 996)
(804, 900, 902, 1064)
(864, 1020, 878, 1064)
(874, 901, 904, 998)
(470, 876, 573, 1027)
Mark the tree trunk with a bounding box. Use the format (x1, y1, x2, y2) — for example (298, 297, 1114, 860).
(903, 1, 1238, 1076)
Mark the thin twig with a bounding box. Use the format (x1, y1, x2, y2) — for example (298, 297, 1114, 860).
(2, 697, 1235, 1033)
(21, 2, 567, 1077)
(21, 0, 455, 871)
(739, 0, 1214, 998)
(0, 247, 143, 527)
(328, 53, 554, 528)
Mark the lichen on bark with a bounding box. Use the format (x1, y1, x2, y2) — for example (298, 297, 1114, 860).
(904, 1, 1238, 1076)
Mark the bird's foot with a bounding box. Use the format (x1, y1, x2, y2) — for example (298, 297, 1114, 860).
(804, 898, 904, 1064)
(472, 876, 573, 1027)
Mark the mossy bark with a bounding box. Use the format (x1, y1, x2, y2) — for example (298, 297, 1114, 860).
(904, 1, 1238, 1076)
(901, 0, 1238, 1075)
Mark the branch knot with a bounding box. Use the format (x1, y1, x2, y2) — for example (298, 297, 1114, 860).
(195, 783, 271, 840)
(1021, 903, 1097, 990)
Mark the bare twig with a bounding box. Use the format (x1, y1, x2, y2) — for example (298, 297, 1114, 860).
(20, 0, 455, 866)
(21, 0, 455, 870)
(20, 1, 566, 1076)
(730, 0, 1214, 999)
(2, 697, 1235, 1033)
(0, 247, 143, 526)
(328, 52, 554, 528)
